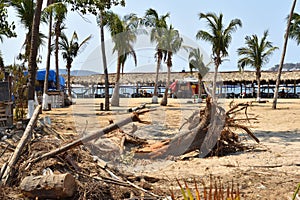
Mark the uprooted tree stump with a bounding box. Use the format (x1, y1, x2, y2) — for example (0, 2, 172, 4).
(135, 96, 259, 159)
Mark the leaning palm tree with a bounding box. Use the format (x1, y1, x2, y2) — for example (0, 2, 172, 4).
(188, 47, 210, 102)
(237, 30, 278, 101)
(143, 8, 170, 103)
(160, 25, 183, 106)
(59, 31, 91, 98)
(272, 0, 297, 109)
(196, 12, 242, 101)
(105, 12, 139, 107)
(10, 0, 46, 64)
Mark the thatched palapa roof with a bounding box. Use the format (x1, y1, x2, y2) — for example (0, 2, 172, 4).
(66, 70, 300, 86)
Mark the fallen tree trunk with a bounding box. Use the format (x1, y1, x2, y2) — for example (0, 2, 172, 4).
(20, 173, 76, 199)
(27, 110, 148, 166)
(0, 105, 41, 186)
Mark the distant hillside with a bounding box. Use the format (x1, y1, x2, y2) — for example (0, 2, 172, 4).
(269, 63, 300, 71)
(59, 69, 99, 76)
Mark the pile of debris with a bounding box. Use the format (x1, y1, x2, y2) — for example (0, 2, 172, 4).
(0, 97, 259, 199)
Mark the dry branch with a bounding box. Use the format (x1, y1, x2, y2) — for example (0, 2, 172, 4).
(27, 110, 150, 166)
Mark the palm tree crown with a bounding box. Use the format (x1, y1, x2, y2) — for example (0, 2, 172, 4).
(59, 32, 91, 67)
(161, 25, 183, 64)
(188, 47, 209, 76)
(105, 12, 138, 73)
(10, 0, 46, 63)
(288, 12, 300, 45)
(196, 12, 242, 66)
(237, 30, 278, 71)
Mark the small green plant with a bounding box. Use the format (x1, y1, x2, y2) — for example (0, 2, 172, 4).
(292, 182, 300, 200)
(172, 177, 240, 200)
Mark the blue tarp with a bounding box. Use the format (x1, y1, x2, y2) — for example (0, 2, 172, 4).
(24, 69, 65, 86)
(24, 69, 65, 91)
(36, 69, 56, 82)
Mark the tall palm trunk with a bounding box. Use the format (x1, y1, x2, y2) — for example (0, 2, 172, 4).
(198, 73, 202, 101)
(152, 50, 162, 103)
(111, 56, 121, 106)
(100, 12, 110, 111)
(256, 70, 261, 101)
(27, 0, 43, 118)
(66, 63, 71, 97)
(55, 21, 61, 91)
(43, 0, 53, 110)
(212, 65, 218, 100)
(272, 0, 297, 109)
(212, 55, 221, 101)
(161, 54, 171, 106)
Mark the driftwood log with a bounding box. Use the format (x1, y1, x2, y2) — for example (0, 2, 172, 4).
(135, 97, 259, 159)
(0, 105, 41, 186)
(19, 173, 76, 199)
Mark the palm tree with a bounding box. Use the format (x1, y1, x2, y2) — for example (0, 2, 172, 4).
(188, 47, 210, 102)
(272, 0, 297, 109)
(105, 12, 138, 107)
(59, 31, 91, 98)
(98, 12, 110, 111)
(288, 12, 300, 44)
(143, 8, 169, 103)
(196, 12, 242, 101)
(10, 0, 46, 64)
(237, 31, 278, 101)
(160, 25, 183, 106)
(42, 0, 54, 110)
(27, 0, 43, 118)
(52, 1, 67, 90)
(66, 0, 125, 111)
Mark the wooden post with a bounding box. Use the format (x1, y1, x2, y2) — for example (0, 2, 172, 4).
(0, 105, 41, 185)
(294, 80, 296, 95)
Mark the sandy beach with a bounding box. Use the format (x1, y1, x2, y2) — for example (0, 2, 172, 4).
(36, 97, 299, 199)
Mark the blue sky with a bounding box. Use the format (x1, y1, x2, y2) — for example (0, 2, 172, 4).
(1, 0, 299, 73)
